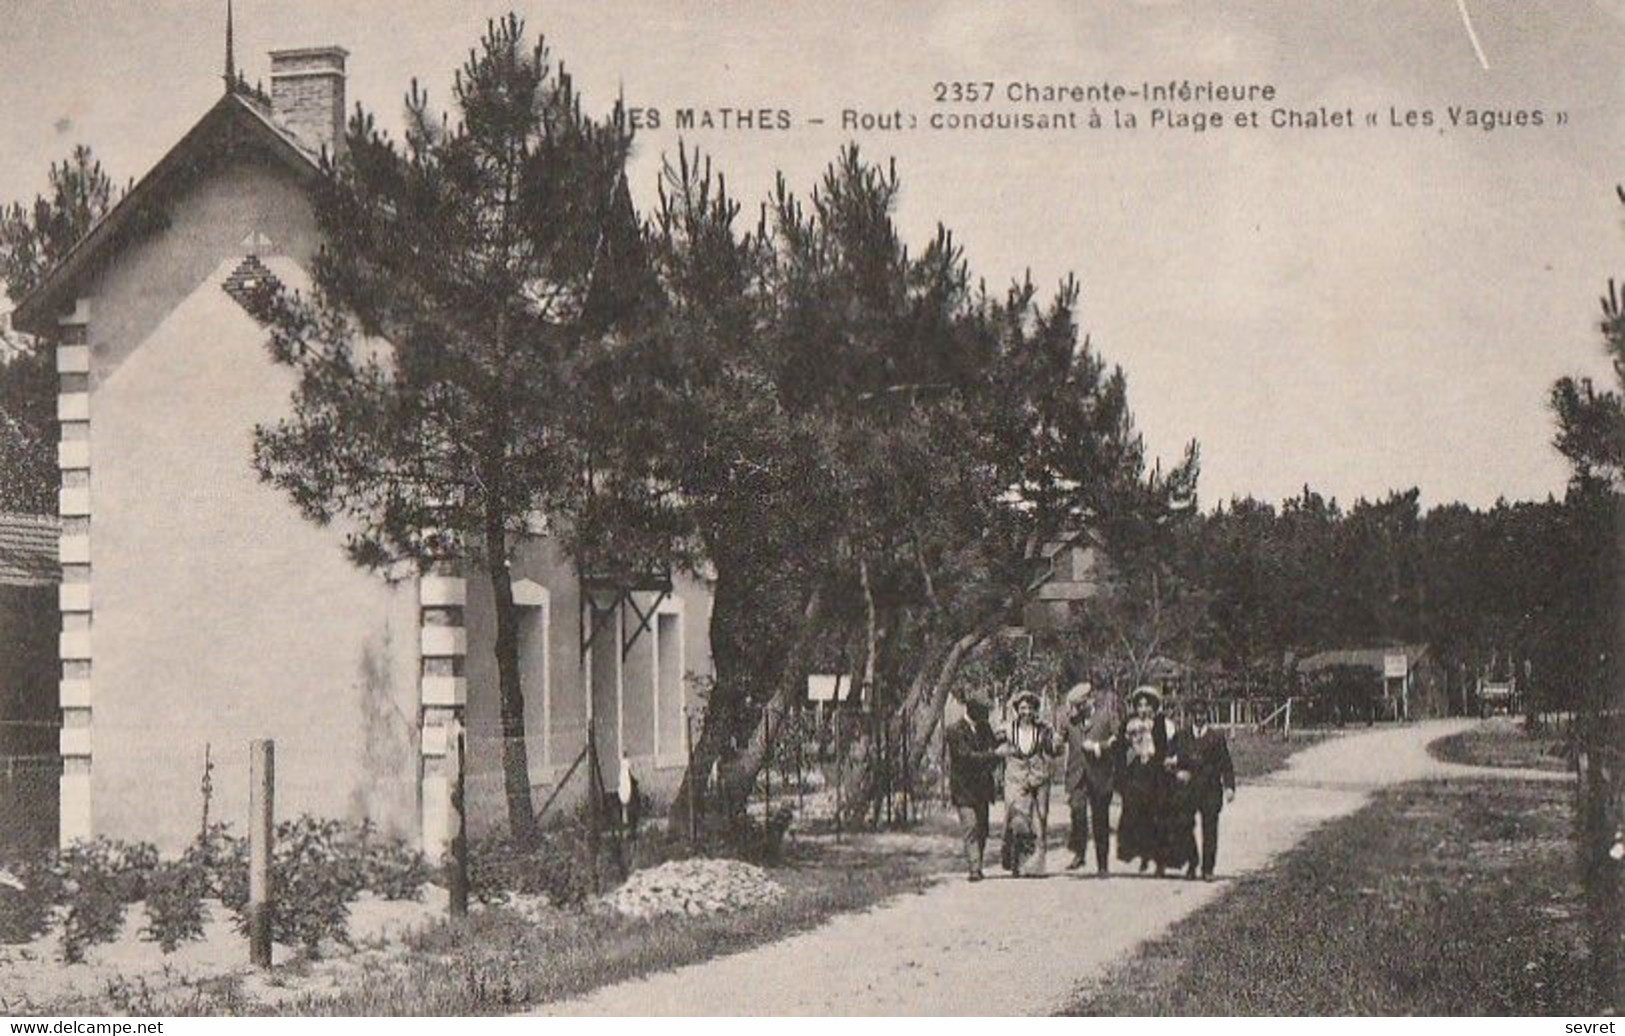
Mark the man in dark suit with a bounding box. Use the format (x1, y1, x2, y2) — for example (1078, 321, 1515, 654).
(947, 691, 1007, 882)
(1059, 681, 1124, 875)
(1169, 699, 1236, 880)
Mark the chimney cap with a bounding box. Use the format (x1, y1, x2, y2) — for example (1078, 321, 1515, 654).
(269, 45, 349, 69)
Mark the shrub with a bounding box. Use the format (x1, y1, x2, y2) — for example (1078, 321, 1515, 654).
(212, 830, 251, 917)
(0, 850, 64, 943)
(136, 824, 247, 953)
(189, 822, 245, 900)
(464, 810, 598, 910)
(224, 815, 364, 956)
(55, 838, 158, 963)
(141, 859, 208, 952)
(346, 820, 430, 902)
(273, 816, 365, 953)
(696, 805, 796, 866)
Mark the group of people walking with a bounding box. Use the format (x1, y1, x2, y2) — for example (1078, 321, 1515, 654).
(946, 681, 1236, 883)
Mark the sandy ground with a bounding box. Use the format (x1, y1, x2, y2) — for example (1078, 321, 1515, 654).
(540, 718, 1570, 1016)
(0, 888, 458, 1013)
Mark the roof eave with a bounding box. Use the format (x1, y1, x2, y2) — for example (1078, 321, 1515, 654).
(12, 92, 321, 335)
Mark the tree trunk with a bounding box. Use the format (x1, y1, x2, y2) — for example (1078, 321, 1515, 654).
(831, 552, 1068, 827)
(669, 566, 824, 832)
(708, 586, 826, 814)
(835, 620, 995, 826)
(485, 518, 540, 847)
(669, 561, 748, 831)
(860, 558, 879, 709)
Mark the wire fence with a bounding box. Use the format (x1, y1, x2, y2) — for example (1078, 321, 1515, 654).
(742, 705, 949, 837)
(0, 754, 59, 856)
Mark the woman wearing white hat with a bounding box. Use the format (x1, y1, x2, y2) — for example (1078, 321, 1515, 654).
(1117, 685, 1171, 874)
(1000, 689, 1062, 876)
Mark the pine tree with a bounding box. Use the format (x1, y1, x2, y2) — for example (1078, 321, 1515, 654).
(621, 144, 1198, 823)
(1548, 184, 1625, 1013)
(0, 145, 118, 514)
(253, 15, 639, 845)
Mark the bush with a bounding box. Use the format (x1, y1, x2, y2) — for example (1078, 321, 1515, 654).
(55, 838, 158, 963)
(212, 830, 251, 918)
(701, 805, 794, 865)
(189, 822, 245, 900)
(141, 859, 208, 952)
(0, 850, 64, 943)
(465, 804, 603, 910)
(346, 821, 430, 902)
(224, 815, 364, 956)
(8, 817, 433, 959)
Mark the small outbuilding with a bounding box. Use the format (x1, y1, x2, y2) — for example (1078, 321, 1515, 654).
(1297, 643, 1448, 720)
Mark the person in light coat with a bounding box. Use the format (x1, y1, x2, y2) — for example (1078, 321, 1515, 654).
(1001, 690, 1063, 877)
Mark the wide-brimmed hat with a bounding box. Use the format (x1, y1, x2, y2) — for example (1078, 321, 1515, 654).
(1009, 690, 1042, 710)
(1064, 682, 1094, 708)
(1131, 685, 1163, 707)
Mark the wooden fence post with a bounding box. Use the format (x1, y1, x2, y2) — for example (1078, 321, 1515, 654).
(685, 709, 699, 844)
(834, 712, 844, 842)
(447, 720, 468, 918)
(587, 725, 603, 895)
(248, 739, 274, 969)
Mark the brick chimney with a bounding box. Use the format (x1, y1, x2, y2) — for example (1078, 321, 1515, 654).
(268, 46, 348, 160)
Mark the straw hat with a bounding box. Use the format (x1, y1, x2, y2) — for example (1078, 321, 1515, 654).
(1131, 685, 1163, 707)
(1009, 690, 1042, 710)
(1064, 682, 1094, 708)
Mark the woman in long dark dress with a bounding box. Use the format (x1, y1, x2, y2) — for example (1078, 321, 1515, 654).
(1116, 686, 1169, 872)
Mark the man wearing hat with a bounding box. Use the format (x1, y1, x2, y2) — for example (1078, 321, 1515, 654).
(1169, 699, 1236, 880)
(1058, 680, 1125, 874)
(946, 689, 1007, 882)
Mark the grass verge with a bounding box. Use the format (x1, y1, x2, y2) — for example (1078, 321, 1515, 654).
(1227, 728, 1332, 780)
(1061, 777, 1597, 1015)
(1429, 718, 1571, 773)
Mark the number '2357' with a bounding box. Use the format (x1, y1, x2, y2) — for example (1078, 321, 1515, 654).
(934, 81, 995, 103)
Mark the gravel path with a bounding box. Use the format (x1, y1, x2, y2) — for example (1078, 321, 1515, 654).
(539, 718, 1569, 1016)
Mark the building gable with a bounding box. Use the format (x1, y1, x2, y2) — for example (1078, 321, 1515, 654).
(12, 91, 319, 336)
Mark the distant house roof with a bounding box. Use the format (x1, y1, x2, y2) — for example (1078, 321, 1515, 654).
(1034, 542, 1102, 602)
(12, 89, 321, 335)
(0, 512, 59, 586)
(1298, 644, 1431, 675)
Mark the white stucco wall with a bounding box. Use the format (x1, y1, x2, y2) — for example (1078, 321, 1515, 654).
(81, 155, 420, 852)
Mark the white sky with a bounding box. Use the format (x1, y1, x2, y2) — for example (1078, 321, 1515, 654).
(2, 0, 1621, 510)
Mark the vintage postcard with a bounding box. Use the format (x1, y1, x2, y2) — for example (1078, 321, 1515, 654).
(0, 0, 1620, 1019)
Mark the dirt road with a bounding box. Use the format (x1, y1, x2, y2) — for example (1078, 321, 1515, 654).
(540, 719, 1567, 1016)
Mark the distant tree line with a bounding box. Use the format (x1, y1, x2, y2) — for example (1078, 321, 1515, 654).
(1103, 484, 1616, 714)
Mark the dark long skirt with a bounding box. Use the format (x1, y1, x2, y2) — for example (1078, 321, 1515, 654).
(1156, 780, 1199, 872)
(1116, 761, 1162, 865)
